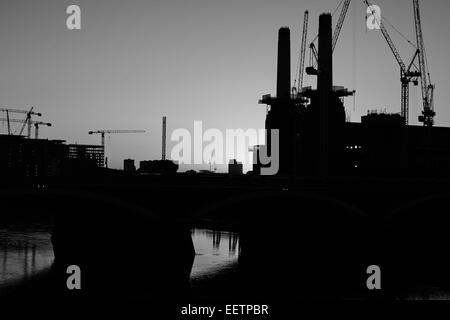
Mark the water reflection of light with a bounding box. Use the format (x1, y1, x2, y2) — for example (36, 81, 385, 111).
(0, 226, 54, 288)
(0, 226, 239, 291)
(190, 229, 240, 280)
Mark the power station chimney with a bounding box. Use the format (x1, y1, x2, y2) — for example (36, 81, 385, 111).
(162, 116, 166, 160)
(276, 27, 291, 99)
(317, 13, 333, 176)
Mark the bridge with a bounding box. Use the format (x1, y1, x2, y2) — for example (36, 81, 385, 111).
(2, 174, 450, 299)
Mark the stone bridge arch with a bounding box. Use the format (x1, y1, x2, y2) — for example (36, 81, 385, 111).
(193, 191, 381, 298)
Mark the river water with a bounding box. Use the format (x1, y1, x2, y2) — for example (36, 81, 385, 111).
(0, 224, 54, 287)
(190, 229, 240, 281)
(0, 224, 240, 292)
(1, 224, 447, 300)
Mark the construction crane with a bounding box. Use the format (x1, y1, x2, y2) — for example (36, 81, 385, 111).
(88, 130, 146, 167)
(307, 0, 351, 75)
(5, 110, 10, 135)
(332, 0, 351, 52)
(162, 117, 167, 161)
(18, 107, 41, 138)
(0, 107, 42, 138)
(89, 130, 146, 147)
(0, 118, 51, 139)
(33, 122, 52, 139)
(364, 0, 421, 125)
(294, 10, 309, 94)
(414, 0, 435, 126)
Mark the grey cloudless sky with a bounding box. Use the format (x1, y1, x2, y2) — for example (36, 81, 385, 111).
(0, 0, 449, 171)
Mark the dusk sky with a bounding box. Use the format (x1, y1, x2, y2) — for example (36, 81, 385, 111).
(0, 0, 449, 172)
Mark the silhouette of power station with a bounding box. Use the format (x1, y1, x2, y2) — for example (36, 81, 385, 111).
(3, 4, 450, 302)
(255, 13, 450, 178)
(0, 3, 449, 179)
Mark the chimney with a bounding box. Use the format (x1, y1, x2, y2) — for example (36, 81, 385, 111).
(162, 116, 166, 160)
(276, 27, 291, 99)
(317, 13, 333, 176)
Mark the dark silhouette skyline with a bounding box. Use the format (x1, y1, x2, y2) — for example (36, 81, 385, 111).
(2, 0, 450, 311)
(0, 0, 449, 172)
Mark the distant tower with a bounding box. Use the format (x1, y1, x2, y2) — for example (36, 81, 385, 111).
(162, 116, 167, 160)
(124, 159, 136, 172)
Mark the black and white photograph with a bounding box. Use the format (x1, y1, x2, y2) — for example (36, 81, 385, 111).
(0, 0, 449, 317)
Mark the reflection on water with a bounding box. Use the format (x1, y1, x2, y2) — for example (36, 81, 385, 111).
(0, 224, 54, 288)
(190, 229, 239, 280)
(0, 225, 239, 290)
(2, 225, 450, 300)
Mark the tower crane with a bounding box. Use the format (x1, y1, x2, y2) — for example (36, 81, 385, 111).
(18, 107, 40, 138)
(33, 122, 52, 139)
(0, 118, 51, 139)
(364, 0, 421, 125)
(414, 0, 435, 126)
(88, 130, 146, 167)
(294, 10, 309, 94)
(0, 107, 42, 138)
(88, 130, 147, 148)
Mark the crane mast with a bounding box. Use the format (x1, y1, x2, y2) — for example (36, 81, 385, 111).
(6, 110, 10, 135)
(414, 0, 435, 126)
(297, 10, 309, 93)
(18, 107, 36, 138)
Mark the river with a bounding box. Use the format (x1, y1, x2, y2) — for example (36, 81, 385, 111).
(0, 224, 239, 292)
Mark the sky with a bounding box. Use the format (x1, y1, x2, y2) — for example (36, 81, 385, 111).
(0, 0, 449, 172)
